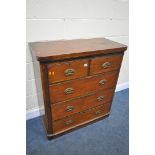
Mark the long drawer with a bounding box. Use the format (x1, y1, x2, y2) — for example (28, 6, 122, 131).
(49, 71, 118, 103)
(52, 103, 110, 133)
(51, 88, 114, 121)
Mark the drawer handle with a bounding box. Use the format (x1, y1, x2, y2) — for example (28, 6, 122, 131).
(64, 88, 74, 94)
(66, 106, 74, 112)
(97, 96, 104, 102)
(64, 69, 75, 76)
(99, 79, 107, 85)
(95, 110, 102, 115)
(101, 62, 111, 69)
(64, 120, 74, 126)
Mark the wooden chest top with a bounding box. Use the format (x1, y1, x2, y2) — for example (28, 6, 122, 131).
(29, 38, 127, 62)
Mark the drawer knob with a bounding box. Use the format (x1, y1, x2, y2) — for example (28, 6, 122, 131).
(101, 62, 111, 69)
(66, 106, 74, 112)
(95, 110, 101, 115)
(64, 120, 74, 126)
(64, 69, 75, 76)
(97, 96, 104, 102)
(64, 88, 74, 94)
(99, 79, 107, 85)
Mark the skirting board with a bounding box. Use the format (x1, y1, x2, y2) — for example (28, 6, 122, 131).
(26, 82, 129, 120)
(115, 82, 129, 92)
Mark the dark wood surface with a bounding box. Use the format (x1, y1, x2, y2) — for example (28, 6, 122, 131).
(90, 53, 123, 75)
(29, 38, 127, 138)
(29, 38, 127, 61)
(39, 63, 52, 134)
(47, 59, 88, 84)
(47, 113, 110, 139)
(51, 88, 114, 121)
(52, 103, 110, 133)
(49, 71, 118, 103)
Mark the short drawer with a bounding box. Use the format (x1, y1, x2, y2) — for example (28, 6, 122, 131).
(49, 71, 118, 103)
(90, 54, 123, 75)
(51, 88, 114, 121)
(52, 103, 110, 133)
(47, 59, 89, 84)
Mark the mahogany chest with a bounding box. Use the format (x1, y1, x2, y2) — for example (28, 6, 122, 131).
(29, 38, 127, 139)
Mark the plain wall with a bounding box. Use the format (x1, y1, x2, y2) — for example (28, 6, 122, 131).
(26, 0, 129, 112)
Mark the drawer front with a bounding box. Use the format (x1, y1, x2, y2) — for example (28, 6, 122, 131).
(52, 103, 110, 133)
(51, 88, 114, 121)
(49, 71, 118, 103)
(47, 59, 89, 84)
(90, 54, 123, 75)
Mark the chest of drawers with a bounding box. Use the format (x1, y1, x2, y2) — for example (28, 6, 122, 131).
(29, 38, 127, 139)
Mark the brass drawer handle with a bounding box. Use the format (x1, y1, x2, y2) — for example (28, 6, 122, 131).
(64, 88, 74, 95)
(99, 79, 107, 85)
(95, 110, 102, 115)
(66, 106, 74, 112)
(64, 69, 75, 76)
(101, 62, 111, 69)
(97, 96, 104, 102)
(64, 120, 74, 126)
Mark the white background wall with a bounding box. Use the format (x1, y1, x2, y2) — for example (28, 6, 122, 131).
(26, 0, 129, 113)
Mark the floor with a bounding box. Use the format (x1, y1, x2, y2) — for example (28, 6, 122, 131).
(26, 89, 129, 155)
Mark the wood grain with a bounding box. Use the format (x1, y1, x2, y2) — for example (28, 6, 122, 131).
(51, 88, 114, 121)
(39, 62, 52, 134)
(29, 38, 127, 61)
(52, 103, 110, 133)
(90, 53, 123, 75)
(29, 38, 127, 138)
(47, 59, 88, 84)
(49, 71, 118, 103)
